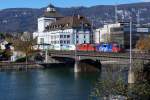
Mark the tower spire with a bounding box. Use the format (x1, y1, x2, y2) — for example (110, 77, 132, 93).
(47, 0, 56, 12)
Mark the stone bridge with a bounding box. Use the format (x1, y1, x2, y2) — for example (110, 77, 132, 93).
(45, 51, 150, 72)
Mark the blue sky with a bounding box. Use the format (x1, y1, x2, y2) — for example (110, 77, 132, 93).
(0, 0, 149, 9)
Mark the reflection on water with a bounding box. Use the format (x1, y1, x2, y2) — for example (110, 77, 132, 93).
(0, 68, 99, 100)
(0, 64, 148, 100)
(90, 64, 150, 100)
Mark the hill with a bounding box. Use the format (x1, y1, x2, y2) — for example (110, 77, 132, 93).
(0, 2, 150, 33)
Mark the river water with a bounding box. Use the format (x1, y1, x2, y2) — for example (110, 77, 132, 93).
(1, 65, 147, 100)
(0, 67, 101, 100)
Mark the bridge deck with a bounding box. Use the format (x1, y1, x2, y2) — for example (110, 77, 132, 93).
(48, 51, 150, 60)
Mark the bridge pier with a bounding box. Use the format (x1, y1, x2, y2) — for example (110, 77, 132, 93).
(74, 56, 81, 72)
(128, 69, 135, 84)
(74, 60, 81, 72)
(74, 57, 101, 72)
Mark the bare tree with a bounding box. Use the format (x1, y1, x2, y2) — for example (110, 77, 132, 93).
(6, 34, 37, 63)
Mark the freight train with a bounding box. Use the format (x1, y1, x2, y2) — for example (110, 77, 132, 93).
(50, 43, 123, 53)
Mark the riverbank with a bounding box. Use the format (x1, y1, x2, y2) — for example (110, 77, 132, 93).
(0, 62, 74, 71)
(0, 62, 44, 70)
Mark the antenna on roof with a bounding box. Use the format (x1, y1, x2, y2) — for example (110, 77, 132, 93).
(115, 3, 118, 23)
(137, 10, 140, 27)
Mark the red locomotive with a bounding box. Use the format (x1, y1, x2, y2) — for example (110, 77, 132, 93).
(76, 43, 123, 53)
(112, 43, 123, 52)
(76, 43, 96, 51)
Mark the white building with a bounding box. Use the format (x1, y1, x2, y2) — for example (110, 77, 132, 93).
(33, 5, 92, 50)
(0, 40, 14, 50)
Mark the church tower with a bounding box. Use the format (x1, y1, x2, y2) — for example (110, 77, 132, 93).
(38, 4, 63, 32)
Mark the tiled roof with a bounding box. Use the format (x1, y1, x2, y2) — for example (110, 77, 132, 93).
(46, 16, 91, 31)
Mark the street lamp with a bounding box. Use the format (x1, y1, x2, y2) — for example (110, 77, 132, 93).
(128, 17, 135, 84)
(130, 17, 132, 71)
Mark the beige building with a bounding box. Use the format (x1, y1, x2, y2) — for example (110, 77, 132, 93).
(94, 22, 124, 47)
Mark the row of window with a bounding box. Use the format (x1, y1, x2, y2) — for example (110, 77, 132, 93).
(51, 40, 70, 44)
(60, 35, 70, 38)
(49, 23, 70, 29)
(76, 29, 91, 33)
(76, 40, 86, 44)
(51, 35, 70, 39)
(49, 23, 90, 29)
(76, 35, 86, 38)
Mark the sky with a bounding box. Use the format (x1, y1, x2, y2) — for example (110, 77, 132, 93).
(0, 0, 149, 9)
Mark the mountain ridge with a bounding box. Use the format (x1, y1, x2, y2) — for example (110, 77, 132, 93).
(0, 2, 150, 33)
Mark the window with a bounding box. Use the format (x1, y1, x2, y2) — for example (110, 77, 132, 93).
(64, 35, 66, 38)
(51, 36, 53, 39)
(57, 41, 59, 44)
(60, 35, 63, 38)
(60, 40, 63, 43)
(67, 35, 70, 38)
(54, 36, 56, 39)
(84, 35, 86, 38)
(67, 40, 70, 44)
(64, 41, 66, 44)
(57, 35, 59, 38)
(40, 38, 44, 44)
(76, 40, 78, 44)
(76, 35, 78, 38)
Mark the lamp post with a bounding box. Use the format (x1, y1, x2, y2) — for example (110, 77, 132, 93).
(128, 17, 135, 84)
(130, 18, 132, 71)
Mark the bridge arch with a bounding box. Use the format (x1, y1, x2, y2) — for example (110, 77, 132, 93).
(49, 56, 101, 72)
(75, 59, 101, 72)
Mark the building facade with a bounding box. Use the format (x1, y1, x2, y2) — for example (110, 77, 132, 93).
(94, 22, 150, 49)
(33, 5, 92, 50)
(94, 23, 124, 47)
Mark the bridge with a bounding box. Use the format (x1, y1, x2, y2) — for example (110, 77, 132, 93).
(47, 50, 150, 83)
(48, 51, 150, 62)
(44, 50, 150, 72)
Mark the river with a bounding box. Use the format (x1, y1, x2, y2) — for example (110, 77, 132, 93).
(0, 65, 148, 100)
(0, 67, 100, 100)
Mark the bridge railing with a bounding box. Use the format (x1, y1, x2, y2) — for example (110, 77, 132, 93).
(48, 50, 150, 60)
